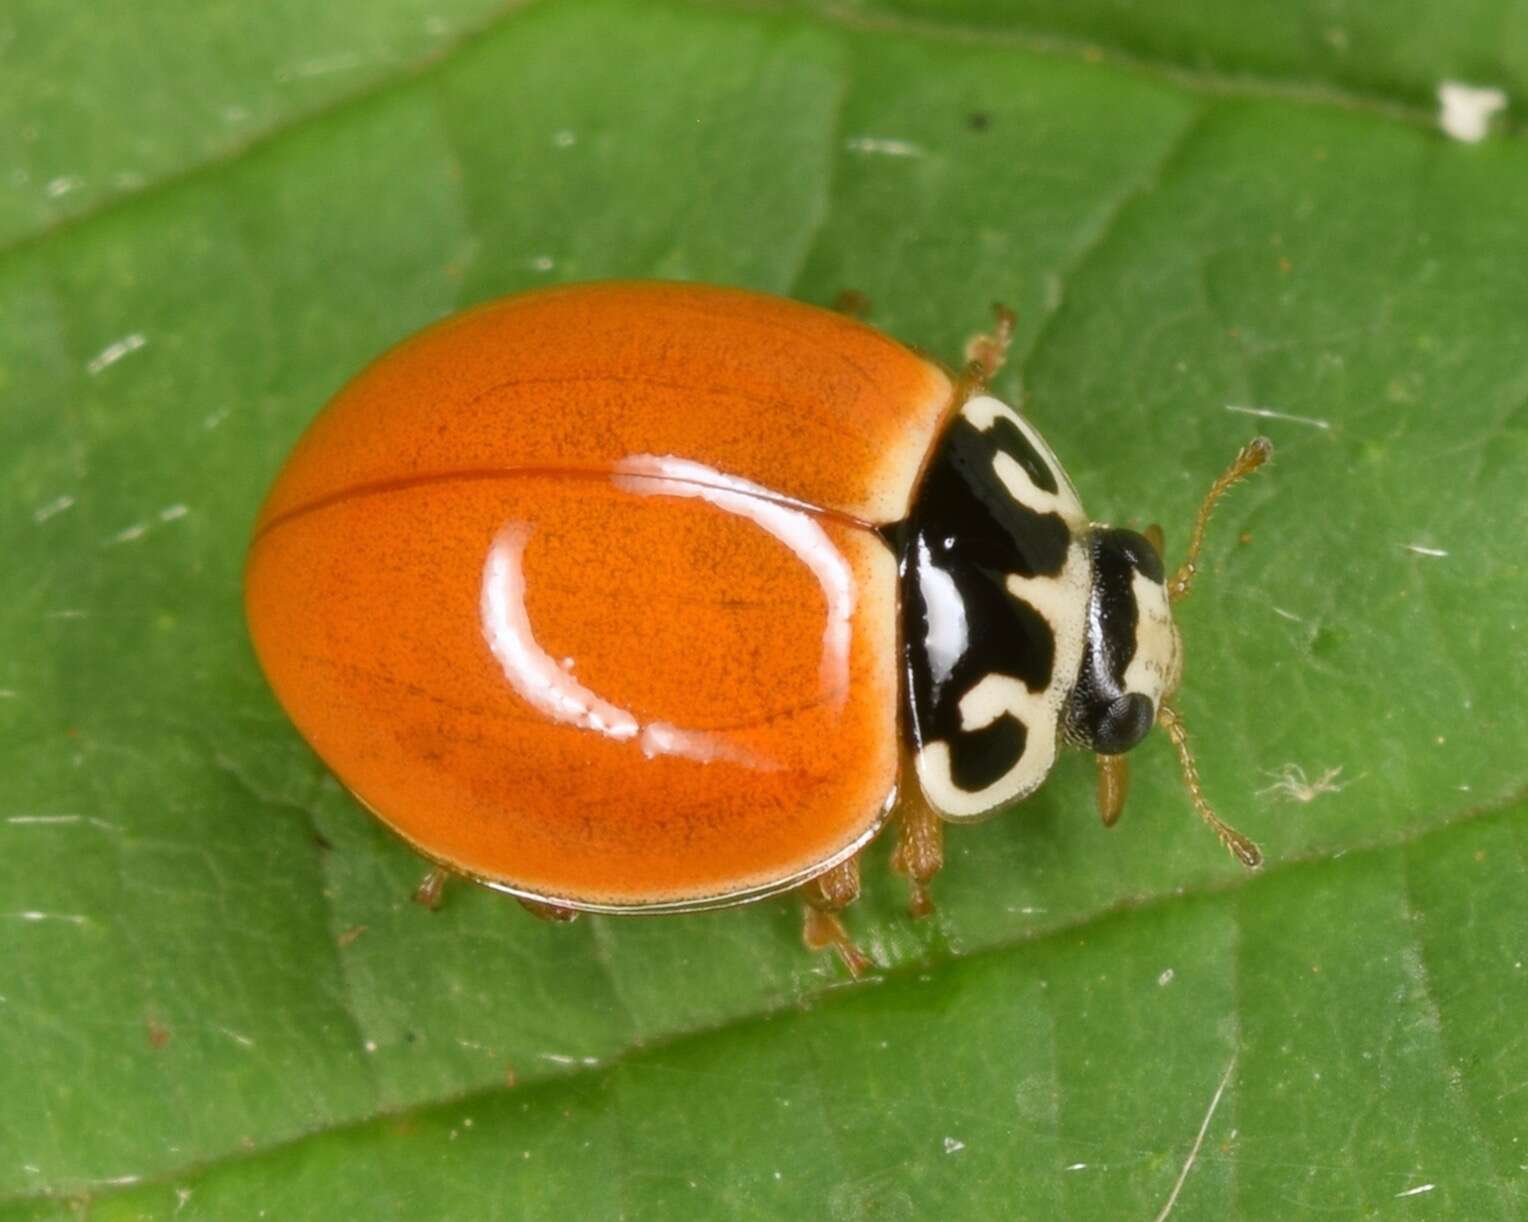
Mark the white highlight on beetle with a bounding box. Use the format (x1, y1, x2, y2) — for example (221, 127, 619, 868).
(614, 454, 855, 706)
(915, 539, 968, 689)
(87, 332, 146, 375)
(1437, 81, 1507, 143)
(1225, 403, 1330, 431)
(480, 524, 772, 769)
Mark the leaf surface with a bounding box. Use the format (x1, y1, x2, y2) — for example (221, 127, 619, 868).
(2, 1, 1525, 1217)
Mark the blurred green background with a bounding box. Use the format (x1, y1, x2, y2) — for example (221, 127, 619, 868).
(2, 1, 1525, 1218)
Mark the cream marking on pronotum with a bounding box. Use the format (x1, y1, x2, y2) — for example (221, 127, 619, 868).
(1122, 569, 1180, 707)
(962, 394, 1085, 522)
(480, 524, 773, 770)
(910, 393, 1095, 818)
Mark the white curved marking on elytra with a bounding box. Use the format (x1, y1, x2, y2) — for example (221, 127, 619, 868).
(480, 525, 772, 768)
(1122, 568, 1180, 710)
(916, 538, 967, 688)
(612, 454, 856, 707)
(960, 395, 1086, 524)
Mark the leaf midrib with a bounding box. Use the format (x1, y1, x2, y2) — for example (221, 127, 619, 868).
(8, 783, 1522, 1211)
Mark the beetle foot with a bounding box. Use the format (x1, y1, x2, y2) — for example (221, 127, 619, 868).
(412, 866, 449, 911)
(517, 897, 579, 923)
(802, 906, 871, 978)
(830, 289, 872, 320)
(891, 799, 944, 920)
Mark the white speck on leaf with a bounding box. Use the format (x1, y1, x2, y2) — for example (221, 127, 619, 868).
(1064, 1162, 1088, 1171)
(87, 332, 147, 375)
(1153, 1054, 1237, 1222)
(845, 135, 925, 158)
(943, 1137, 965, 1154)
(1403, 542, 1448, 557)
(552, 129, 577, 148)
(7, 813, 118, 831)
(282, 51, 364, 80)
(1225, 403, 1330, 430)
(1395, 1183, 1436, 1198)
(46, 175, 83, 199)
(108, 522, 150, 545)
(8, 911, 90, 926)
(1258, 764, 1349, 803)
(33, 495, 75, 524)
(1438, 81, 1506, 142)
(1158, 968, 1176, 987)
(159, 504, 189, 522)
(215, 1026, 255, 1048)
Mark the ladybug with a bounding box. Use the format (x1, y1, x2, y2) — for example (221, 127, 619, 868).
(245, 281, 1270, 973)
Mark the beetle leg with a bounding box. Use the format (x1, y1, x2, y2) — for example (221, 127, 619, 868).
(412, 866, 449, 910)
(517, 897, 579, 923)
(831, 288, 872, 320)
(801, 856, 871, 977)
(891, 796, 944, 919)
(961, 302, 1017, 387)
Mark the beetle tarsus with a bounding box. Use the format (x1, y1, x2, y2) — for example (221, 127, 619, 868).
(801, 855, 870, 976)
(517, 896, 580, 923)
(412, 866, 449, 911)
(802, 907, 872, 977)
(961, 302, 1017, 387)
(831, 288, 872, 320)
(891, 797, 944, 919)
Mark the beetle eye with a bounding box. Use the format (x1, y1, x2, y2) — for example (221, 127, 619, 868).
(1091, 692, 1154, 755)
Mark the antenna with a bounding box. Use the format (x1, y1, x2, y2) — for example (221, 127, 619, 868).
(1157, 703, 1263, 868)
(1158, 436, 1274, 868)
(1169, 437, 1273, 604)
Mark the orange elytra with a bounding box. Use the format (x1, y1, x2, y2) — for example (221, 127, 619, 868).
(246, 280, 1270, 970)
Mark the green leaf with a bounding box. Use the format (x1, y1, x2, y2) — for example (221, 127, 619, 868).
(3, 1, 1525, 1217)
